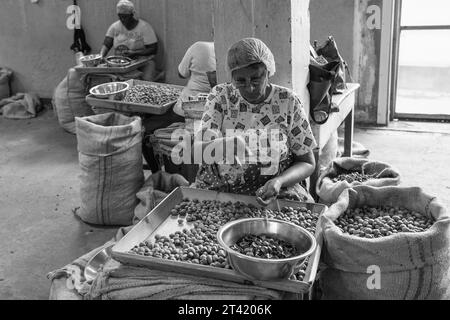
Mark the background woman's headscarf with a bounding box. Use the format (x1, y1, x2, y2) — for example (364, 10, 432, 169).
(227, 38, 276, 77)
(117, 0, 136, 15)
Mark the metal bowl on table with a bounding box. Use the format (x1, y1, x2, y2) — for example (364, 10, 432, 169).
(105, 56, 132, 68)
(217, 218, 317, 281)
(89, 81, 130, 100)
(79, 54, 103, 68)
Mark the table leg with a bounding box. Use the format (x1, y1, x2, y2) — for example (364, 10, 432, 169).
(343, 108, 354, 157)
(309, 148, 320, 201)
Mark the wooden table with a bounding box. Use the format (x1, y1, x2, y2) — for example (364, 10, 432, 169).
(309, 83, 360, 199)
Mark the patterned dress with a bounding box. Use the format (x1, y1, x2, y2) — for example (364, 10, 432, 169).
(193, 83, 317, 202)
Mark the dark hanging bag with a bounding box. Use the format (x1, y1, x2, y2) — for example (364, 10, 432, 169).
(313, 36, 352, 94)
(308, 60, 341, 125)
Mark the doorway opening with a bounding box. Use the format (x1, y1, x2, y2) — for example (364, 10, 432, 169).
(392, 0, 450, 121)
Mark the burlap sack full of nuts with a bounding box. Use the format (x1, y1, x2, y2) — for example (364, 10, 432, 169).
(319, 185, 450, 300)
(76, 113, 145, 226)
(316, 157, 401, 205)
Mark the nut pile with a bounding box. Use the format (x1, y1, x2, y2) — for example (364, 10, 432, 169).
(332, 172, 375, 183)
(122, 84, 181, 105)
(230, 234, 299, 259)
(335, 206, 434, 239)
(129, 199, 320, 281)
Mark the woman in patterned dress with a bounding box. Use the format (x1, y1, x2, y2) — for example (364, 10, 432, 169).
(192, 38, 317, 203)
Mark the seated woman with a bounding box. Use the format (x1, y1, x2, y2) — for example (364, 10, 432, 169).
(192, 37, 317, 203)
(142, 41, 216, 172)
(100, 0, 159, 81)
(173, 41, 216, 118)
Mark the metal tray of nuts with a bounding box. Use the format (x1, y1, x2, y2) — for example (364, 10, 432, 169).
(75, 56, 153, 74)
(111, 187, 326, 295)
(86, 80, 183, 115)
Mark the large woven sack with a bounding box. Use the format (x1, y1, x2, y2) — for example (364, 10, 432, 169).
(316, 157, 400, 205)
(0, 67, 12, 100)
(76, 113, 145, 226)
(53, 68, 93, 134)
(133, 171, 189, 224)
(319, 186, 450, 300)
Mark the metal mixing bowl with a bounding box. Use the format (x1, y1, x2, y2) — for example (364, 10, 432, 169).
(105, 56, 132, 68)
(89, 81, 130, 100)
(79, 54, 103, 68)
(217, 218, 317, 281)
(84, 244, 114, 283)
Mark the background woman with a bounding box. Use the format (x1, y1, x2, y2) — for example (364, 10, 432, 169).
(100, 0, 158, 81)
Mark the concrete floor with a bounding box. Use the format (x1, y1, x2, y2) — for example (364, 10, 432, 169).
(0, 109, 118, 300)
(0, 108, 449, 300)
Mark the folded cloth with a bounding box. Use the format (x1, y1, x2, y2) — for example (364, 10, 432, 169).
(46, 240, 117, 296)
(47, 226, 131, 296)
(337, 138, 370, 158)
(86, 266, 283, 300)
(0, 93, 42, 119)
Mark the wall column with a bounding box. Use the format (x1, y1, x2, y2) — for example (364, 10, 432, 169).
(213, 0, 311, 114)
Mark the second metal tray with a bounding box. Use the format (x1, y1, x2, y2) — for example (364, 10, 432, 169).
(86, 80, 183, 115)
(75, 56, 153, 74)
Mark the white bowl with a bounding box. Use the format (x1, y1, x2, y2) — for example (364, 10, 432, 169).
(89, 82, 130, 100)
(79, 54, 103, 68)
(105, 56, 132, 68)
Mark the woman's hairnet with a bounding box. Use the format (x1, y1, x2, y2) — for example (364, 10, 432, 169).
(227, 38, 276, 77)
(117, 0, 135, 15)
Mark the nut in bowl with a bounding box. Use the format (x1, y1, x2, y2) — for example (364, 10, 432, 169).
(79, 54, 103, 68)
(89, 82, 130, 100)
(217, 218, 317, 281)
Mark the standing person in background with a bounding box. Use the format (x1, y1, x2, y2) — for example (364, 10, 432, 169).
(100, 0, 159, 81)
(173, 41, 216, 117)
(142, 41, 216, 172)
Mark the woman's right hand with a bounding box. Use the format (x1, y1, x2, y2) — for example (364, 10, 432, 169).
(256, 177, 282, 205)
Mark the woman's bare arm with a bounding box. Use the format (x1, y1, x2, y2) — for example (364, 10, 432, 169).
(276, 150, 315, 188)
(100, 36, 113, 57)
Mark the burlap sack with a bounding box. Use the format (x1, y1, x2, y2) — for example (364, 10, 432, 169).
(319, 185, 450, 300)
(316, 157, 400, 205)
(133, 171, 190, 224)
(53, 68, 93, 134)
(76, 113, 144, 226)
(0, 67, 12, 100)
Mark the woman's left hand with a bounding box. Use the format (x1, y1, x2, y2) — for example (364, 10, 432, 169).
(256, 178, 282, 203)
